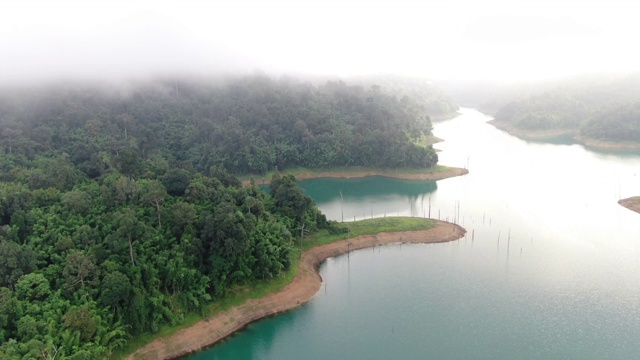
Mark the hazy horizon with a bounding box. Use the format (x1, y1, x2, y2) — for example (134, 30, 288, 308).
(2, 0, 640, 84)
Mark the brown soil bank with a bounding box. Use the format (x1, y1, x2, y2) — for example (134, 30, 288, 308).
(127, 220, 465, 360)
(619, 196, 640, 214)
(242, 166, 468, 187)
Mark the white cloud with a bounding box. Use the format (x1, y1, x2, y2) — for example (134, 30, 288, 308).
(1, 0, 639, 82)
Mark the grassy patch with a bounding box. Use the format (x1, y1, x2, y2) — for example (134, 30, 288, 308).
(116, 217, 431, 359)
(304, 217, 434, 250)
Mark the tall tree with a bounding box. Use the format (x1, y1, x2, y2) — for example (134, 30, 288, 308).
(113, 208, 146, 266)
(140, 180, 167, 228)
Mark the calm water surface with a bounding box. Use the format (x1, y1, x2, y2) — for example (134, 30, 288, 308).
(189, 109, 640, 359)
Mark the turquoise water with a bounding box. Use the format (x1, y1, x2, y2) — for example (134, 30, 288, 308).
(301, 176, 437, 221)
(188, 109, 640, 359)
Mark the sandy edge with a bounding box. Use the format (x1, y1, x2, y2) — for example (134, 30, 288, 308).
(573, 136, 640, 150)
(127, 220, 466, 360)
(619, 196, 640, 214)
(242, 167, 468, 187)
(489, 120, 575, 140)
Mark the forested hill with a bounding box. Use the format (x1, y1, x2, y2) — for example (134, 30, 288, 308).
(0, 162, 334, 358)
(0, 75, 444, 178)
(491, 74, 640, 144)
(347, 75, 459, 117)
(0, 75, 446, 359)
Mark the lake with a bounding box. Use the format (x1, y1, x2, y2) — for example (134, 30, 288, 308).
(188, 108, 640, 359)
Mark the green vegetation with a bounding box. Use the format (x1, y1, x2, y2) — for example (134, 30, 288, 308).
(0, 74, 443, 177)
(114, 245, 302, 359)
(117, 216, 432, 358)
(348, 75, 458, 118)
(493, 74, 640, 143)
(305, 217, 434, 249)
(495, 91, 586, 131)
(581, 101, 640, 142)
(241, 164, 456, 183)
(0, 168, 334, 359)
(0, 74, 447, 359)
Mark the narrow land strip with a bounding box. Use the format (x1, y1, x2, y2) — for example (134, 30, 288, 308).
(490, 120, 576, 140)
(490, 121, 640, 150)
(241, 166, 469, 187)
(128, 220, 465, 360)
(619, 196, 640, 214)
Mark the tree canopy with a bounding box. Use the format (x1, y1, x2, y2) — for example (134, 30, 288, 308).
(0, 75, 443, 178)
(0, 74, 450, 359)
(0, 164, 332, 358)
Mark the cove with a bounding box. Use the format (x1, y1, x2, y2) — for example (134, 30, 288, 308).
(301, 176, 438, 221)
(188, 109, 640, 359)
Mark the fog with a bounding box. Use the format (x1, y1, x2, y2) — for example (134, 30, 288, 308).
(2, 0, 640, 84)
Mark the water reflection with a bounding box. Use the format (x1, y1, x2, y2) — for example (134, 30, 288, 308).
(301, 176, 437, 221)
(188, 310, 301, 360)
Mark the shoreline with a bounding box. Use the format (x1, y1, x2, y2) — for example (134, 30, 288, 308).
(619, 196, 640, 214)
(573, 136, 640, 150)
(489, 120, 575, 140)
(241, 166, 469, 187)
(127, 220, 466, 360)
(490, 121, 640, 150)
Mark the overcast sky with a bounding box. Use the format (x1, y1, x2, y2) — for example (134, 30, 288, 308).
(2, 0, 639, 83)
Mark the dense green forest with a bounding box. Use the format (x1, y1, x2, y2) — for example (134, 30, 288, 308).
(0, 74, 443, 177)
(0, 166, 336, 359)
(492, 74, 640, 143)
(0, 75, 444, 359)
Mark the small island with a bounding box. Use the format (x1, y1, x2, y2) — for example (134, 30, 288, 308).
(127, 218, 465, 360)
(619, 196, 640, 214)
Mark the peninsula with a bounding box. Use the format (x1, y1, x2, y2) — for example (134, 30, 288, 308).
(127, 219, 465, 360)
(242, 166, 469, 187)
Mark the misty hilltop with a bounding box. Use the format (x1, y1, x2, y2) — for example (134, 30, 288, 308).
(0, 72, 458, 359)
(490, 74, 640, 148)
(0, 75, 454, 179)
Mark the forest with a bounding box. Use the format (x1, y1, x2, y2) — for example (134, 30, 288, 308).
(0, 74, 450, 177)
(491, 74, 640, 143)
(0, 75, 448, 359)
